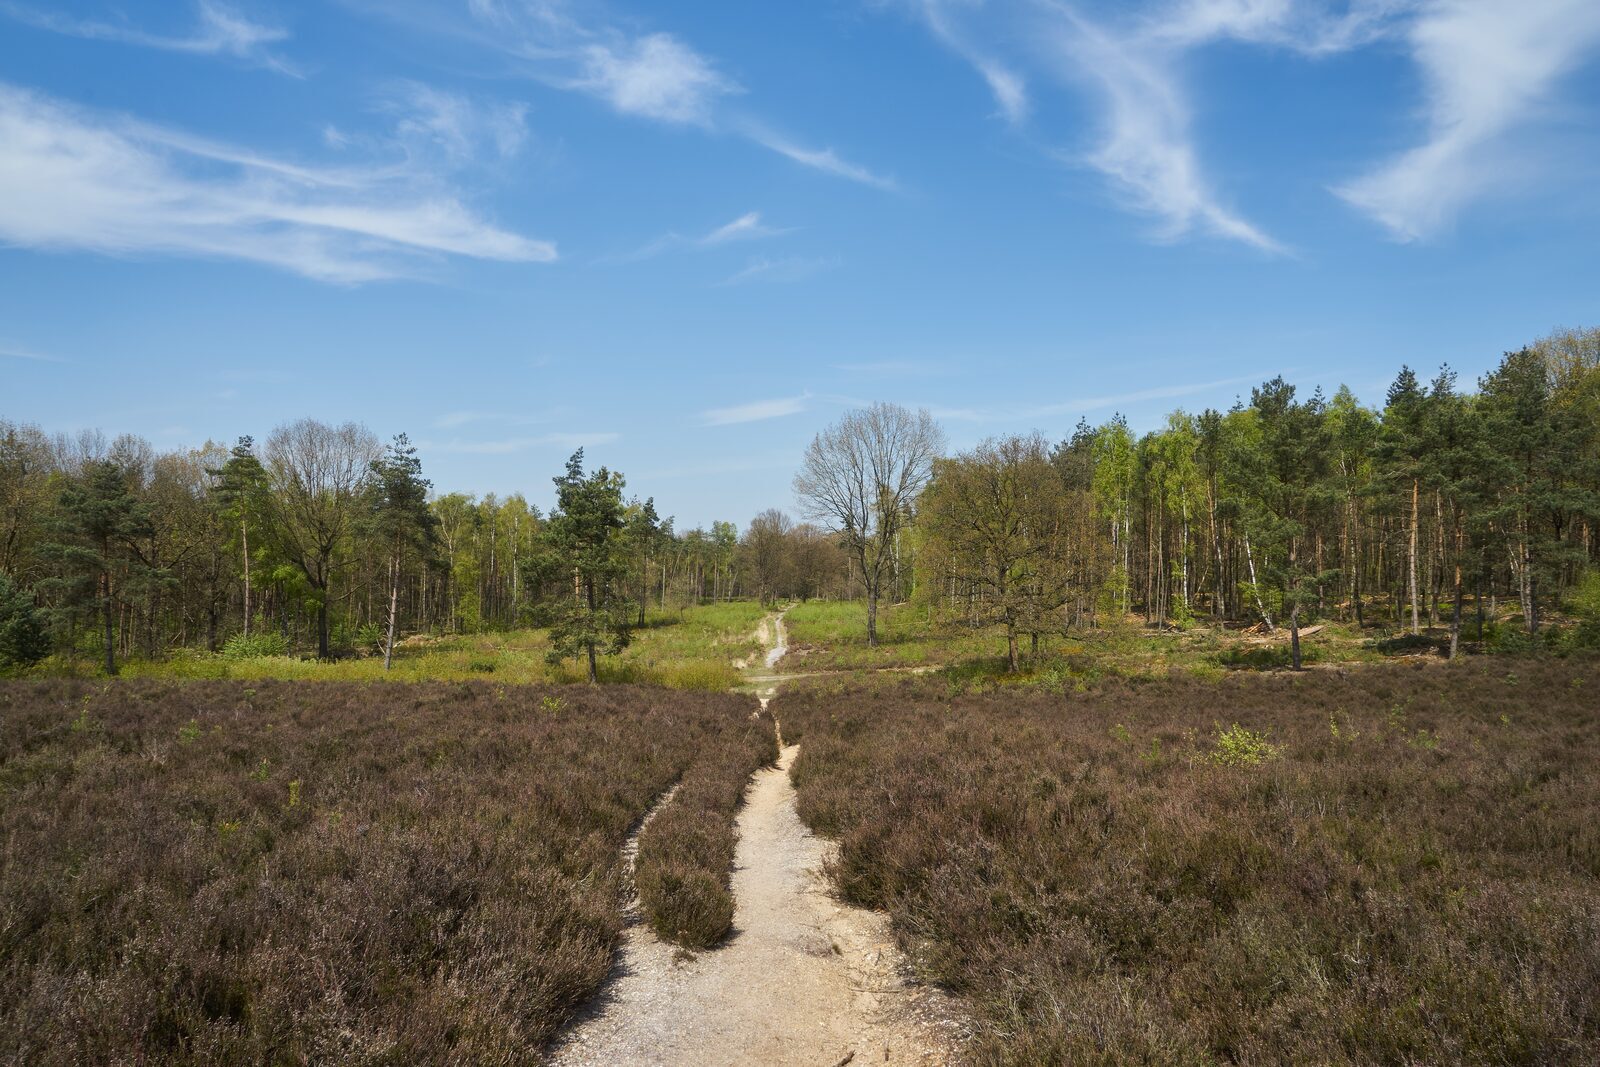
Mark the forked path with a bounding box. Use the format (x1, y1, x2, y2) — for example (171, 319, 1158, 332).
(549, 611, 963, 1066)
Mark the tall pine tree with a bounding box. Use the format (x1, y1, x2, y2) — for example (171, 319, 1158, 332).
(536, 451, 632, 683)
(40, 460, 156, 674)
(366, 434, 439, 670)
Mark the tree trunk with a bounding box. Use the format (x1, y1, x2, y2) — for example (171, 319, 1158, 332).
(383, 554, 400, 671)
(866, 584, 880, 648)
(1006, 625, 1019, 673)
(1289, 601, 1302, 671)
(316, 590, 330, 660)
(241, 519, 251, 638)
(1243, 530, 1274, 631)
(102, 569, 117, 676)
(1408, 478, 1420, 635)
(1449, 562, 1463, 660)
(586, 576, 599, 683)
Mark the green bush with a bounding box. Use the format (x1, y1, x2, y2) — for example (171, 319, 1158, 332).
(1486, 624, 1542, 655)
(220, 631, 290, 659)
(0, 574, 49, 673)
(1215, 643, 1322, 669)
(1206, 722, 1279, 767)
(355, 622, 385, 655)
(1570, 569, 1600, 621)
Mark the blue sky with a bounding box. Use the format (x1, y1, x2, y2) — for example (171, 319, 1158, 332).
(3, 0, 1599, 529)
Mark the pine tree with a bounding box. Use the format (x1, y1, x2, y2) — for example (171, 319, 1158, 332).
(366, 434, 439, 670)
(40, 460, 156, 674)
(1246, 378, 1337, 669)
(1376, 367, 1428, 634)
(536, 450, 632, 683)
(207, 436, 270, 639)
(1418, 367, 1487, 657)
(0, 572, 49, 672)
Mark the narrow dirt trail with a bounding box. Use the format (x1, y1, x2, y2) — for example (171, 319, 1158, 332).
(549, 610, 963, 1066)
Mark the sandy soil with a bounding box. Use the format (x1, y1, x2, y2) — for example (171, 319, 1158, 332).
(548, 611, 965, 1066)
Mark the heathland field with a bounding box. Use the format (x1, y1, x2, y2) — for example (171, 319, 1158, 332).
(779, 659, 1600, 1064)
(3, 619, 1599, 1063)
(0, 679, 772, 1065)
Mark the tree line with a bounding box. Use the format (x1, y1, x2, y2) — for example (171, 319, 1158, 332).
(0, 419, 849, 677)
(791, 329, 1600, 670)
(3, 327, 1596, 677)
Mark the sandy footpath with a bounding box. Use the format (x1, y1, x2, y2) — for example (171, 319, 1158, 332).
(548, 611, 964, 1066)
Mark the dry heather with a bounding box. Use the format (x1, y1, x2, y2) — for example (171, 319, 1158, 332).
(0, 679, 764, 1065)
(635, 714, 779, 949)
(778, 659, 1600, 1065)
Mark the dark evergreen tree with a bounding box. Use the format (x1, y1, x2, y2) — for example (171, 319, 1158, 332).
(207, 436, 271, 640)
(1247, 378, 1336, 669)
(0, 572, 49, 672)
(1419, 367, 1487, 657)
(535, 450, 632, 683)
(40, 460, 156, 674)
(1479, 349, 1600, 634)
(1374, 366, 1429, 633)
(366, 434, 440, 669)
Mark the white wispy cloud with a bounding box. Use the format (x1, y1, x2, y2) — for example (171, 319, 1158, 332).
(1335, 0, 1600, 239)
(1015, 370, 1273, 419)
(700, 211, 791, 245)
(0, 84, 555, 283)
(701, 394, 812, 425)
(0, 0, 298, 75)
(907, 1, 1598, 247)
(914, 0, 1029, 124)
(1040, 3, 1285, 252)
(717, 255, 838, 286)
(569, 32, 737, 125)
(1144, 0, 1402, 54)
(600, 210, 791, 264)
(384, 82, 530, 164)
(897, 1, 1283, 249)
(351, 2, 899, 190)
(743, 126, 901, 191)
(0, 343, 65, 363)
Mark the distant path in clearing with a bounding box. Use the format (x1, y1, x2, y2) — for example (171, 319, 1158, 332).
(548, 609, 964, 1066)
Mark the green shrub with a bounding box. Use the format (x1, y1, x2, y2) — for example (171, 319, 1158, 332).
(1486, 624, 1542, 655)
(1570, 569, 1600, 621)
(0, 574, 50, 673)
(355, 621, 385, 655)
(1206, 721, 1279, 766)
(1215, 643, 1321, 669)
(220, 631, 290, 659)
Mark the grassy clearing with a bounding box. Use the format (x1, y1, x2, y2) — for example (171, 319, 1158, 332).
(105, 600, 768, 691)
(0, 678, 765, 1064)
(777, 659, 1600, 1064)
(781, 601, 1470, 684)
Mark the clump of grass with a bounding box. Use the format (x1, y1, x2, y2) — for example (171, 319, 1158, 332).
(0, 678, 761, 1064)
(778, 659, 1600, 1063)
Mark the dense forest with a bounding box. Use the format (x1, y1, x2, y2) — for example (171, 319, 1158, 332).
(2, 327, 1597, 675)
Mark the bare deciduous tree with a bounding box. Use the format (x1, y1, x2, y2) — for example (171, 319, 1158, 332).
(794, 402, 944, 646)
(264, 419, 380, 659)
